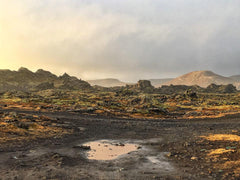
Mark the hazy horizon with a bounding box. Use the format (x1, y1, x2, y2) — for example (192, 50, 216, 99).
(1, 66, 239, 84)
(1, 0, 240, 81)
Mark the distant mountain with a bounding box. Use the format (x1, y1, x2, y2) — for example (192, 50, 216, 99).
(162, 70, 236, 88)
(87, 78, 127, 87)
(88, 78, 175, 88)
(229, 75, 240, 82)
(149, 78, 173, 87)
(1, 68, 239, 92)
(0, 67, 91, 92)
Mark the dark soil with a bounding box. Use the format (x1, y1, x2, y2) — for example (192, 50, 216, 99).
(1, 109, 240, 180)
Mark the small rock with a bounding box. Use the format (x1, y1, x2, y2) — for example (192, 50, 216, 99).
(12, 156, 18, 160)
(191, 156, 198, 160)
(166, 152, 172, 157)
(119, 168, 124, 172)
(78, 127, 86, 131)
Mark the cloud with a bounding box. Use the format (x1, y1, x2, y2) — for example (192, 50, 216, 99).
(0, 0, 240, 81)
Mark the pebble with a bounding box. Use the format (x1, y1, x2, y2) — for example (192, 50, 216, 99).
(191, 156, 198, 160)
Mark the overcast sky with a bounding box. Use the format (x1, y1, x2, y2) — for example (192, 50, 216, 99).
(0, 0, 240, 82)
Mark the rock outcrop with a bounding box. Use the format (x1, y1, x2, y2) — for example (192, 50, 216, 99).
(0, 67, 92, 92)
(205, 84, 237, 93)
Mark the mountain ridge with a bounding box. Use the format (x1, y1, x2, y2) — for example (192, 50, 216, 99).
(0, 67, 91, 92)
(0, 68, 239, 90)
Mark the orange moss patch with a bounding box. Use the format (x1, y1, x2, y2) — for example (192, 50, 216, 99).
(234, 167, 240, 174)
(0, 113, 73, 145)
(201, 134, 240, 141)
(0, 123, 71, 144)
(200, 133, 240, 177)
(208, 148, 235, 156)
(216, 160, 240, 174)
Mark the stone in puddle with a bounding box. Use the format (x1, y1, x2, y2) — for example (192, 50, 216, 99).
(73, 145, 91, 150)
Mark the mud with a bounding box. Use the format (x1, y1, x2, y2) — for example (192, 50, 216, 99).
(1, 109, 240, 179)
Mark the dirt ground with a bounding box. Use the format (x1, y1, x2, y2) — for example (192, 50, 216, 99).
(1, 109, 240, 180)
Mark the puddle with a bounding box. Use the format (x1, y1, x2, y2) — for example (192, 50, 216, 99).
(82, 140, 139, 160)
(146, 155, 174, 171)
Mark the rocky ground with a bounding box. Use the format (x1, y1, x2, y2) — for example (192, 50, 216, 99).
(1, 90, 240, 120)
(1, 109, 240, 179)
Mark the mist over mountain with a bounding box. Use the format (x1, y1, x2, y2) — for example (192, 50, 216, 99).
(87, 78, 173, 87)
(87, 79, 127, 87)
(1, 1, 240, 81)
(149, 78, 174, 87)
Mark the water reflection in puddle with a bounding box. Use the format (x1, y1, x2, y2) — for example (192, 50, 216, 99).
(83, 140, 138, 160)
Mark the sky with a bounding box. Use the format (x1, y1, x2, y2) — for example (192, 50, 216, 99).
(0, 0, 240, 82)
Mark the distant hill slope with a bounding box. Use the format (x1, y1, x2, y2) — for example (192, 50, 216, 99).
(162, 71, 236, 88)
(229, 75, 240, 82)
(149, 78, 173, 87)
(0, 67, 91, 92)
(87, 78, 127, 87)
(234, 82, 240, 90)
